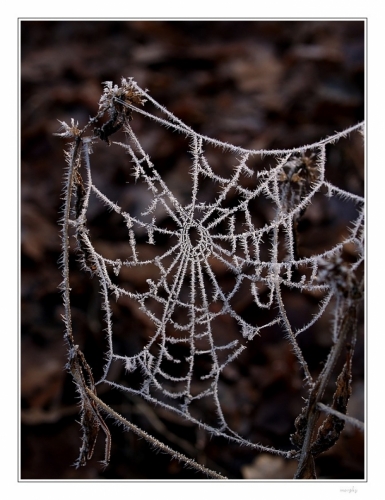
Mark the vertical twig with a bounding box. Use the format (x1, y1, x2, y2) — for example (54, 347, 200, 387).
(293, 299, 359, 479)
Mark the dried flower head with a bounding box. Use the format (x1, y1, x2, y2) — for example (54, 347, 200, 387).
(98, 77, 146, 117)
(54, 118, 81, 138)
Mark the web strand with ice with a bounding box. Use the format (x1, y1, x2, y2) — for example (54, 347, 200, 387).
(59, 78, 364, 464)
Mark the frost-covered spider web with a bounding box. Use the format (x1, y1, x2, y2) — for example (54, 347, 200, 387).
(61, 78, 364, 455)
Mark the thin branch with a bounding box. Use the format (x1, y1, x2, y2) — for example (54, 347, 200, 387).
(294, 300, 358, 479)
(85, 387, 227, 480)
(317, 403, 364, 432)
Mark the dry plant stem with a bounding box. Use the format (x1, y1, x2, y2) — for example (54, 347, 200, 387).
(85, 387, 227, 480)
(61, 133, 112, 467)
(294, 301, 358, 479)
(61, 136, 82, 350)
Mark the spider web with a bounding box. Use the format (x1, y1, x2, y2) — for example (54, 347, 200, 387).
(64, 78, 364, 454)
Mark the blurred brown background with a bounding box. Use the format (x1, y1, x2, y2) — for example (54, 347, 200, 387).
(20, 20, 364, 480)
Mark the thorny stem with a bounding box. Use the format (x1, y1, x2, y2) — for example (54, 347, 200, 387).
(61, 136, 82, 349)
(85, 387, 227, 480)
(61, 134, 114, 467)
